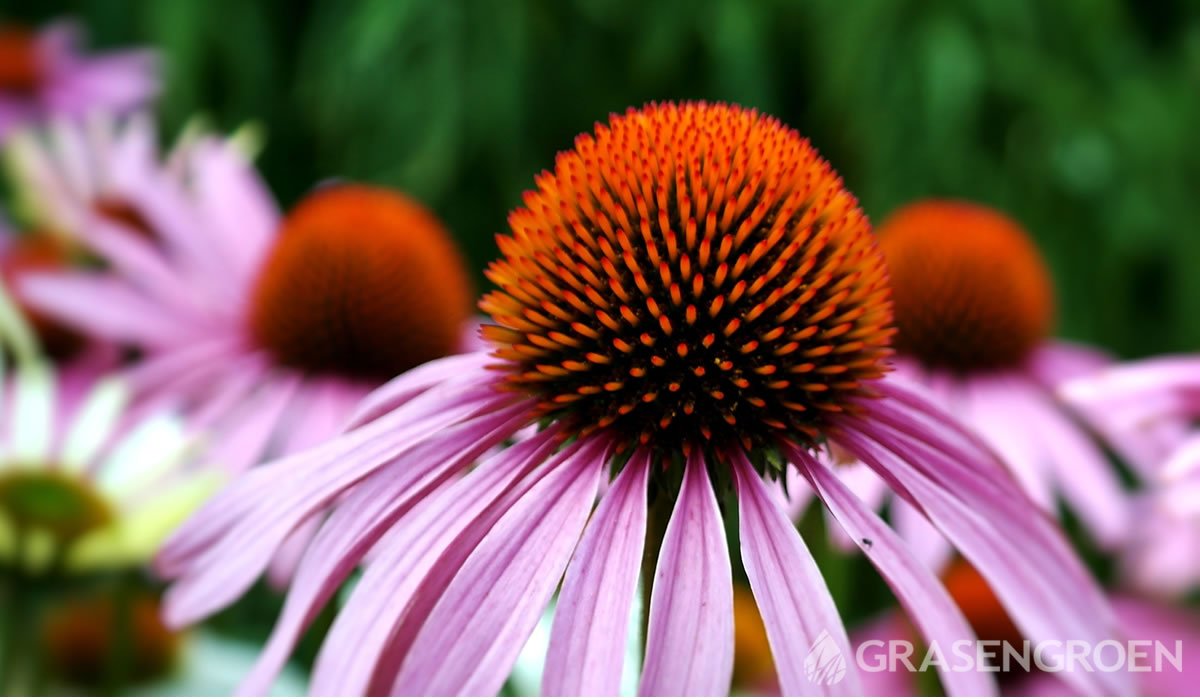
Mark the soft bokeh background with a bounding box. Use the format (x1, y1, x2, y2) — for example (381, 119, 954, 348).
(8, 0, 1200, 359)
(4, 0, 1200, 691)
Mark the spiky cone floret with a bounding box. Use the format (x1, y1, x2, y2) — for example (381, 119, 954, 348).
(481, 103, 892, 455)
(157, 102, 1130, 697)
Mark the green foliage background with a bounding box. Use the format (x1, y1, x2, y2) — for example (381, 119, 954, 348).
(7, 0, 1200, 358)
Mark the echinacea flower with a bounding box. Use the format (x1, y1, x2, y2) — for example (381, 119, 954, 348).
(819, 200, 1130, 569)
(0, 21, 157, 141)
(17, 132, 478, 481)
(0, 361, 218, 574)
(159, 102, 1127, 696)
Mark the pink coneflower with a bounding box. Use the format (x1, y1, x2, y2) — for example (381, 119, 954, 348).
(159, 102, 1126, 696)
(14, 130, 479, 582)
(0, 21, 157, 141)
(18, 135, 478, 477)
(820, 200, 1131, 569)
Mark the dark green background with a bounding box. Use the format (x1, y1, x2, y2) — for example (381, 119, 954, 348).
(7, 0, 1200, 359)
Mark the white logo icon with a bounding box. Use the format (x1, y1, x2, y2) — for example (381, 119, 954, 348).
(804, 630, 848, 685)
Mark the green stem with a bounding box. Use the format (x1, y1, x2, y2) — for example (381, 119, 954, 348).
(104, 574, 135, 695)
(2, 531, 32, 695)
(639, 494, 671, 655)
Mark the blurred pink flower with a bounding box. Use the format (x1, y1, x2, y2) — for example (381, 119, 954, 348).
(157, 103, 1125, 697)
(0, 20, 157, 140)
(813, 201, 1133, 571)
(14, 124, 479, 583)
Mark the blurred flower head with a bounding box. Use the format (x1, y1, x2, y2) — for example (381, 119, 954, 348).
(813, 199, 1132, 571)
(0, 363, 219, 573)
(0, 21, 157, 141)
(14, 126, 478, 483)
(159, 101, 1124, 697)
(40, 588, 182, 690)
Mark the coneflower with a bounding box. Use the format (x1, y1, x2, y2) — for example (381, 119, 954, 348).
(159, 102, 1126, 696)
(818, 200, 1132, 569)
(15, 129, 478, 469)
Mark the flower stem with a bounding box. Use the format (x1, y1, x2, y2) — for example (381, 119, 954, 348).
(2, 531, 33, 695)
(639, 494, 671, 654)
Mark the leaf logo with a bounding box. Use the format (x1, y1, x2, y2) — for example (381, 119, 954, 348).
(804, 630, 847, 685)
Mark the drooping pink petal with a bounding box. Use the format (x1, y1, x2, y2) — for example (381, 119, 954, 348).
(1162, 434, 1200, 482)
(960, 374, 1055, 510)
(789, 447, 996, 696)
(187, 138, 280, 277)
(835, 382, 1132, 696)
(1026, 340, 1112, 386)
(388, 438, 609, 695)
(264, 510, 322, 590)
(306, 429, 565, 695)
(640, 451, 733, 696)
(200, 374, 300, 475)
(20, 272, 201, 347)
(155, 376, 499, 573)
(890, 496, 953, 573)
(161, 396, 529, 626)
(1007, 377, 1131, 548)
(238, 426, 560, 696)
(344, 351, 498, 430)
(543, 450, 650, 695)
(74, 217, 204, 315)
(730, 452, 860, 697)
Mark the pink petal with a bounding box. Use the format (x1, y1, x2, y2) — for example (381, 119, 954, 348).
(959, 374, 1056, 510)
(239, 426, 557, 696)
(344, 351, 497, 430)
(640, 451, 733, 696)
(730, 452, 859, 696)
(162, 396, 528, 626)
(200, 373, 300, 475)
(789, 447, 996, 696)
(120, 337, 246, 395)
(543, 450, 650, 695)
(307, 429, 564, 695)
(1009, 378, 1131, 548)
(20, 272, 201, 347)
(389, 439, 608, 695)
(264, 511, 322, 590)
(74, 217, 203, 315)
(1026, 340, 1112, 385)
(835, 383, 1132, 696)
(891, 496, 953, 573)
(187, 139, 279, 277)
(158, 372, 504, 572)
